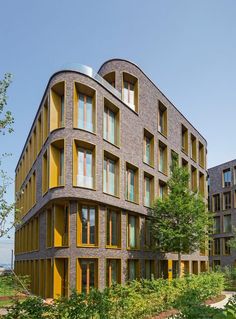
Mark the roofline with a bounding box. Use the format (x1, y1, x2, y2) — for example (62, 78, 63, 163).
(208, 158, 236, 171)
(98, 58, 207, 144)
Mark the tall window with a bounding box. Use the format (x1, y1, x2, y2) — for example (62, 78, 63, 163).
(158, 102, 167, 136)
(127, 260, 139, 280)
(122, 73, 138, 112)
(50, 82, 65, 131)
(106, 259, 121, 287)
(159, 180, 167, 199)
(103, 107, 115, 144)
(126, 163, 138, 203)
(159, 142, 167, 174)
(144, 174, 154, 207)
(78, 148, 93, 188)
(213, 194, 220, 212)
(49, 139, 64, 188)
(77, 259, 98, 293)
(77, 206, 98, 246)
(144, 130, 154, 166)
(103, 153, 119, 196)
(223, 215, 231, 233)
(223, 238, 231, 255)
(127, 214, 139, 249)
(213, 238, 220, 255)
(223, 192, 231, 210)
(190, 134, 197, 161)
(213, 217, 220, 234)
(78, 94, 93, 132)
(191, 166, 197, 191)
(106, 210, 121, 248)
(181, 124, 188, 154)
(198, 142, 205, 168)
(145, 260, 155, 279)
(144, 218, 152, 249)
(223, 169, 231, 188)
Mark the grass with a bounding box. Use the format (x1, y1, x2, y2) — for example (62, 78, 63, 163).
(0, 277, 16, 297)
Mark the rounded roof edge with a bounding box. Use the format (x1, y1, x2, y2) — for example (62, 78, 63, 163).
(98, 58, 207, 145)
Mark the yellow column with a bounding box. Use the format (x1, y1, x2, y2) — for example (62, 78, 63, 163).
(168, 259, 173, 281)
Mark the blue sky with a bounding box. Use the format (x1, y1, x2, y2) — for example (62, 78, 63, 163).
(1, 0, 236, 263)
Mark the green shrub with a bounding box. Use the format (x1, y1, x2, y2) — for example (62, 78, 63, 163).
(3, 272, 225, 319)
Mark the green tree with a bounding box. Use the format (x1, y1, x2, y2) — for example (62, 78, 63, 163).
(0, 73, 16, 238)
(228, 227, 236, 250)
(150, 158, 212, 278)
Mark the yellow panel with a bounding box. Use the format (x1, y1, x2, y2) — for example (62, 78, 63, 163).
(73, 141, 78, 186)
(45, 259, 52, 298)
(50, 90, 61, 131)
(49, 144, 60, 188)
(53, 258, 69, 299)
(54, 204, 68, 247)
(73, 84, 78, 127)
(39, 260, 45, 298)
(168, 259, 173, 281)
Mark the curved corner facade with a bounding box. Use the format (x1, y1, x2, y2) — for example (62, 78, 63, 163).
(14, 59, 208, 298)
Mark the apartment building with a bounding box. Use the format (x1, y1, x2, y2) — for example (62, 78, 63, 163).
(208, 160, 236, 268)
(14, 59, 208, 298)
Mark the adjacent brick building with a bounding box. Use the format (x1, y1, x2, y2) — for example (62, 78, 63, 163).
(208, 160, 236, 268)
(14, 59, 208, 298)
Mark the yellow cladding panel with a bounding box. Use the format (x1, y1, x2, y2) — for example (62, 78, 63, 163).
(50, 87, 63, 131)
(73, 84, 78, 127)
(72, 141, 78, 186)
(168, 260, 173, 281)
(39, 259, 45, 298)
(45, 259, 52, 298)
(54, 204, 67, 247)
(53, 258, 68, 299)
(49, 145, 60, 188)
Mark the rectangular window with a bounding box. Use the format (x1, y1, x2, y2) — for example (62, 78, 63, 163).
(171, 150, 179, 167)
(126, 163, 139, 203)
(103, 72, 115, 88)
(103, 99, 120, 146)
(158, 142, 168, 175)
(127, 259, 139, 281)
(213, 194, 220, 212)
(158, 101, 167, 136)
(190, 134, 197, 161)
(106, 210, 121, 248)
(74, 83, 96, 133)
(182, 158, 188, 170)
(223, 169, 231, 188)
(198, 141, 205, 168)
(50, 82, 65, 131)
(223, 192, 231, 210)
(144, 173, 154, 207)
(223, 238, 231, 255)
(122, 72, 138, 112)
(159, 180, 167, 199)
(127, 214, 139, 249)
(103, 152, 119, 196)
(181, 124, 188, 154)
(49, 140, 64, 188)
(223, 215, 231, 233)
(213, 238, 220, 255)
(77, 259, 98, 294)
(191, 166, 197, 191)
(143, 129, 154, 166)
(73, 140, 95, 189)
(77, 205, 98, 246)
(144, 218, 152, 249)
(199, 172, 205, 196)
(106, 259, 121, 287)
(145, 260, 155, 280)
(213, 216, 220, 234)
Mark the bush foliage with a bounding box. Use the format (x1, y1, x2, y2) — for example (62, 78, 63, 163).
(2, 272, 225, 319)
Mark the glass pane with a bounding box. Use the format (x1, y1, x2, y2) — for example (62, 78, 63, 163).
(81, 261, 87, 293)
(78, 149, 85, 187)
(78, 95, 84, 129)
(103, 159, 107, 193)
(145, 177, 150, 206)
(86, 151, 93, 188)
(129, 84, 135, 108)
(109, 110, 115, 144)
(82, 207, 88, 244)
(89, 208, 95, 244)
(129, 260, 136, 280)
(123, 82, 129, 104)
(129, 170, 135, 201)
(109, 160, 115, 195)
(86, 96, 93, 132)
(159, 147, 164, 172)
(111, 211, 118, 246)
(145, 137, 150, 164)
(89, 261, 95, 289)
(111, 260, 117, 283)
(103, 108, 107, 140)
(129, 216, 136, 248)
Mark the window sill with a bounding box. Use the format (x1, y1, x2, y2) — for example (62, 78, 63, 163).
(158, 170, 168, 177)
(49, 126, 65, 134)
(191, 156, 197, 163)
(181, 148, 188, 156)
(158, 130, 168, 139)
(77, 245, 99, 248)
(54, 245, 70, 248)
(73, 127, 97, 136)
(103, 191, 120, 199)
(49, 185, 65, 190)
(127, 247, 140, 251)
(143, 161, 155, 169)
(103, 138, 120, 149)
(73, 185, 96, 191)
(125, 199, 139, 205)
(106, 245, 122, 250)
